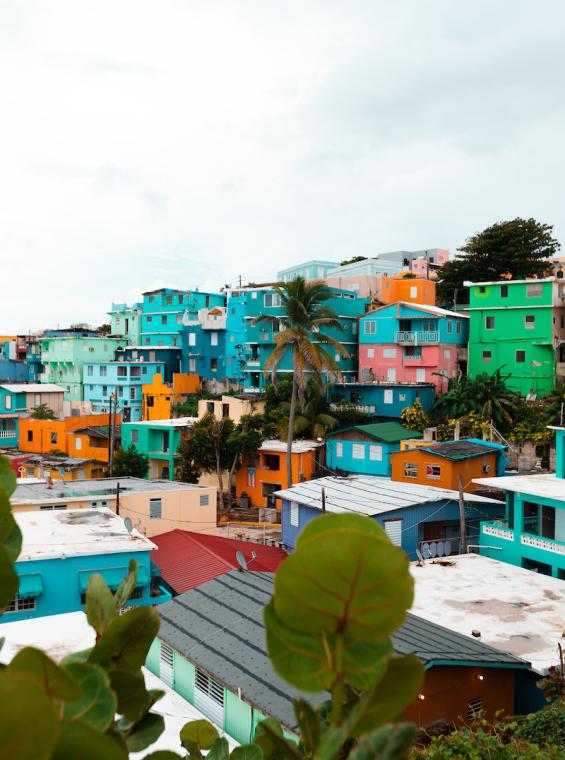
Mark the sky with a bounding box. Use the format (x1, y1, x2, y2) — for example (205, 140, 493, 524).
(1, 0, 564, 333)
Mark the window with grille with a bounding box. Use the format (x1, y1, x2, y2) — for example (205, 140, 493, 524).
(369, 445, 382, 461)
(404, 463, 418, 478)
(526, 283, 542, 298)
(290, 502, 299, 527)
(364, 321, 376, 335)
(525, 315, 535, 329)
(467, 697, 483, 721)
(426, 464, 441, 480)
(335, 442, 343, 458)
(195, 669, 224, 707)
(150, 498, 162, 519)
(200, 494, 209, 507)
(6, 595, 36, 613)
(352, 444, 365, 460)
(485, 316, 495, 330)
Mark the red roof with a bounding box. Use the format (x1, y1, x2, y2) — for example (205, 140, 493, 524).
(151, 530, 287, 594)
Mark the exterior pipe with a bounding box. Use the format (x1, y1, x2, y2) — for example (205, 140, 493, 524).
(467, 544, 502, 553)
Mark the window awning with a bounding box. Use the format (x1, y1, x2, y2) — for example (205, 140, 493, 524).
(79, 565, 150, 592)
(18, 574, 43, 599)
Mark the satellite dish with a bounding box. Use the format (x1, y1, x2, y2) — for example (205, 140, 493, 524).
(235, 551, 248, 571)
(416, 548, 425, 566)
(124, 517, 134, 534)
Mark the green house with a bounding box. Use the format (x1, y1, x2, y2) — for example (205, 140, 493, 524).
(465, 277, 565, 398)
(121, 417, 196, 480)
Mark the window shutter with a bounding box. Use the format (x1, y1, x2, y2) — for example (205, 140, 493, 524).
(384, 519, 402, 547)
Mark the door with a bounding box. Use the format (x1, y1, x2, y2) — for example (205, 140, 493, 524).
(160, 644, 174, 687)
(416, 368, 426, 382)
(194, 668, 225, 726)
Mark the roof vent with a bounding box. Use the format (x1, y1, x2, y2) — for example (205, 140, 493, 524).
(471, 629, 481, 638)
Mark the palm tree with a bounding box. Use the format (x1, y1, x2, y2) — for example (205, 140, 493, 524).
(259, 278, 346, 487)
(276, 379, 340, 440)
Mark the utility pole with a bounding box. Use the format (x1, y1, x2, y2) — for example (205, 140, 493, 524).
(458, 474, 467, 554)
(109, 393, 116, 477)
(321, 487, 326, 514)
(107, 396, 112, 469)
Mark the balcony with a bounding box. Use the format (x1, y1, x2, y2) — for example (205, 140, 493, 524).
(482, 523, 515, 542)
(395, 331, 438, 344)
(521, 533, 565, 556)
(0, 430, 17, 440)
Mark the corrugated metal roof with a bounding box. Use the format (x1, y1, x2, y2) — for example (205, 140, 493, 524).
(416, 440, 501, 460)
(274, 475, 501, 516)
(0, 384, 65, 393)
(157, 572, 529, 731)
(328, 422, 422, 443)
(151, 530, 287, 594)
(259, 439, 324, 453)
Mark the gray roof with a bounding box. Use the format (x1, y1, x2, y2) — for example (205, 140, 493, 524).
(274, 475, 501, 517)
(13, 476, 207, 505)
(157, 572, 529, 731)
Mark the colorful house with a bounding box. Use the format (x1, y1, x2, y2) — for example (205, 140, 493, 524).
(277, 260, 338, 282)
(197, 394, 266, 424)
(379, 274, 436, 306)
(329, 381, 436, 418)
(181, 313, 227, 383)
(235, 439, 323, 507)
(3, 508, 171, 622)
(117, 346, 182, 383)
(359, 303, 469, 392)
(326, 422, 422, 477)
(325, 258, 404, 298)
(18, 412, 119, 458)
(140, 288, 225, 348)
(19, 455, 106, 480)
(465, 277, 565, 398)
(121, 417, 197, 480)
(474, 426, 565, 578)
(83, 360, 165, 422)
(108, 302, 143, 344)
(142, 373, 173, 420)
(0, 383, 66, 448)
(276, 475, 504, 557)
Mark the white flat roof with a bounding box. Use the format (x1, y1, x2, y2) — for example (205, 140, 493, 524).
(0, 384, 65, 393)
(260, 439, 323, 454)
(127, 417, 197, 428)
(15, 507, 156, 561)
(410, 554, 565, 674)
(0, 612, 238, 752)
(275, 475, 501, 516)
(473, 473, 565, 502)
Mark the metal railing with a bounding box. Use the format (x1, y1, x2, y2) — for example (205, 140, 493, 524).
(395, 331, 439, 344)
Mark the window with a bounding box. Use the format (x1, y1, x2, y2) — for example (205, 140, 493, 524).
(87, 365, 93, 376)
(352, 322, 358, 335)
(456, 321, 462, 334)
(409, 286, 417, 298)
(526, 283, 542, 298)
(189, 358, 196, 372)
(335, 442, 343, 458)
(130, 388, 136, 400)
(264, 293, 281, 308)
(383, 389, 393, 404)
(118, 386, 124, 398)
(211, 358, 218, 372)
(75, 437, 82, 450)
(416, 368, 426, 382)
(142, 366, 147, 374)
(102, 385, 107, 396)
(447, 320, 453, 333)
(251, 291, 257, 299)
(117, 366, 127, 377)
(131, 430, 138, 444)
(404, 346, 421, 359)
(383, 348, 397, 359)
(384, 519, 402, 547)
(369, 445, 383, 461)
(27, 430, 33, 442)
(352, 444, 365, 460)
(211, 332, 218, 346)
(189, 333, 196, 347)
(516, 350, 526, 363)
(165, 296, 172, 305)
(149, 498, 162, 519)
(5, 395, 11, 410)
(443, 349, 451, 359)
(263, 454, 280, 471)
(100, 365, 107, 377)
(161, 315, 167, 325)
(500, 284, 508, 298)
(479, 286, 486, 294)
(262, 482, 281, 498)
(290, 502, 299, 527)
(148, 296, 155, 303)
(364, 321, 376, 335)
(334, 352, 341, 362)
(147, 316, 153, 323)
(467, 697, 483, 721)
(387, 368, 397, 382)
(426, 464, 441, 479)
(178, 294, 184, 304)
(482, 350, 492, 362)
(195, 668, 224, 715)
(6, 595, 36, 613)
(485, 316, 495, 330)
(103, 344, 108, 352)
(367, 348, 375, 358)
(525, 315, 535, 329)
(50, 432, 57, 445)
(404, 463, 418, 478)
(200, 494, 209, 507)
(206, 401, 215, 413)
(131, 366, 141, 377)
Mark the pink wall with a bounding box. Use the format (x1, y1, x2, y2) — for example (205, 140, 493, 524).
(359, 344, 458, 392)
(325, 274, 381, 299)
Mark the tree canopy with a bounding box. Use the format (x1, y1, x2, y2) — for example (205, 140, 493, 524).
(112, 444, 149, 478)
(436, 218, 560, 305)
(30, 403, 56, 420)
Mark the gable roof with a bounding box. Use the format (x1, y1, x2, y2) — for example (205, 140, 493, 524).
(327, 422, 422, 444)
(411, 439, 503, 461)
(362, 302, 469, 320)
(157, 572, 529, 732)
(150, 530, 287, 594)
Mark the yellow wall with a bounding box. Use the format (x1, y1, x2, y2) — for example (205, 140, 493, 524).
(19, 461, 106, 481)
(198, 395, 266, 424)
(142, 373, 172, 420)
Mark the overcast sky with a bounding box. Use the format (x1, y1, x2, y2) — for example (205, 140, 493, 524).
(1, 0, 564, 333)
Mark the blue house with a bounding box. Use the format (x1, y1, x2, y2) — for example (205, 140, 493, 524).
(326, 422, 422, 477)
(329, 382, 436, 418)
(140, 288, 226, 348)
(83, 360, 165, 422)
(0, 385, 26, 446)
(117, 346, 182, 383)
(276, 475, 504, 557)
(0, 340, 30, 383)
(181, 306, 228, 383)
(4, 508, 171, 622)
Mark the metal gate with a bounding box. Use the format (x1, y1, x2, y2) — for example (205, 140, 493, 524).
(160, 644, 174, 687)
(194, 668, 224, 726)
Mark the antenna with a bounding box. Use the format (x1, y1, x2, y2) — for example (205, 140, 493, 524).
(235, 551, 248, 571)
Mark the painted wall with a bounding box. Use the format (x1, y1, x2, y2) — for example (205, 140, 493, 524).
(118, 347, 182, 383)
(380, 277, 436, 306)
(108, 303, 143, 344)
(141, 289, 225, 348)
(236, 448, 321, 507)
(142, 374, 173, 421)
(390, 448, 500, 493)
(0, 359, 30, 383)
(198, 396, 266, 424)
(181, 323, 227, 381)
(326, 437, 399, 476)
(119, 486, 217, 537)
(122, 421, 183, 481)
(358, 343, 459, 391)
(19, 413, 120, 455)
(329, 383, 436, 417)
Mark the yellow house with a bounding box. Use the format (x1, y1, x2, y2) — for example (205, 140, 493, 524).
(142, 373, 172, 420)
(173, 373, 201, 400)
(11, 476, 217, 538)
(198, 394, 266, 424)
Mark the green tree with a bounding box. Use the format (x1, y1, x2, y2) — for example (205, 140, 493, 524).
(112, 444, 149, 478)
(259, 277, 346, 487)
(400, 400, 431, 433)
(96, 323, 112, 335)
(340, 255, 367, 266)
(276, 379, 339, 440)
(225, 414, 264, 502)
(30, 403, 56, 420)
(436, 218, 560, 305)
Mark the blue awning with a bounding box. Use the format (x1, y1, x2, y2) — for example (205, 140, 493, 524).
(79, 566, 149, 592)
(18, 574, 43, 599)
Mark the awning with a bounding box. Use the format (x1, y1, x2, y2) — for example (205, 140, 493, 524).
(18, 574, 43, 599)
(79, 566, 149, 592)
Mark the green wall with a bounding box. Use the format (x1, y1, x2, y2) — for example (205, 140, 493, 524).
(174, 656, 196, 703)
(146, 638, 160, 677)
(224, 690, 253, 744)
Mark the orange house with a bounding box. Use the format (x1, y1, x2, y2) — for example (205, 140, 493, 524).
(142, 373, 172, 420)
(390, 439, 507, 493)
(19, 413, 121, 460)
(173, 373, 201, 400)
(235, 440, 323, 508)
(380, 275, 436, 306)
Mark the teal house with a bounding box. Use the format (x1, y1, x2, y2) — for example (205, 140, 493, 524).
(141, 288, 225, 348)
(121, 417, 195, 480)
(4, 508, 171, 622)
(0, 385, 26, 446)
(475, 426, 565, 578)
(326, 422, 422, 476)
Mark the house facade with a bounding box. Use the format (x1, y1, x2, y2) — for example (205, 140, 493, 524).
(181, 309, 228, 383)
(140, 288, 225, 348)
(465, 277, 565, 398)
(117, 346, 182, 383)
(121, 417, 196, 480)
(329, 381, 436, 418)
(359, 303, 468, 391)
(277, 260, 338, 282)
(108, 302, 143, 344)
(379, 275, 436, 306)
(83, 361, 164, 421)
(18, 412, 119, 458)
(0, 383, 65, 447)
(197, 394, 266, 424)
(326, 422, 422, 477)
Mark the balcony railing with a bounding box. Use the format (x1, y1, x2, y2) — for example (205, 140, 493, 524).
(395, 331, 438, 344)
(521, 533, 565, 556)
(330, 402, 376, 414)
(482, 523, 515, 542)
(0, 430, 16, 439)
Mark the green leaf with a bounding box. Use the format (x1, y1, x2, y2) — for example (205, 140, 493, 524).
(206, 737, 230, 760)
(143, 754, 185, 759)
(51, 719, 127, 759)
(0, 490, 22, 563)
(0, 457, 16, 497)
(125, 711, 166, 752)
(89, 605, 160, 673)
(347, 655, 424, 737)
(292, 698, 320, 751)
(254, 719, 302, 760)
(315, 726, 348, 760)
(113, 558, 138, 609)
(0, 543, 19, 612)
(180, 719, 220, 751)
(61, 647, 92, 666)
(8, 646, 83, 702)
(273, 514, 413, 643)
(86, 572, 117, 636)
(347, 723, 417, 760)
(61, 662, 117, 730)
(109, 669, 152, 722)
(230, 744, 264, 760)
(0, 669, 59, 760)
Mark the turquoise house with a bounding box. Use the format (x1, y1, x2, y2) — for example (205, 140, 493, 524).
(326, 422, 422, 476)
(4, 508, 171, 622)
(122, 418, 195, 480)
(83, 360, 165, 422)
(141, 288, 226, 348)
(329, 381, 436, 418)
(475, 426, 565, 579)
(0, 385, 26, 446)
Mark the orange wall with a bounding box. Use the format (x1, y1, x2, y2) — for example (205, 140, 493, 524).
(20, 461, 106, 481)
(380, 276, 436, 306)
(405, 665, 514, 726)
(19, 413, 120, 456)
(142, 373, 172, 420)
(390, 449, 498, 492)
(235, 448, 319, 507)
(173, 373, 201, 399)
(68, 433, 110, 463)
